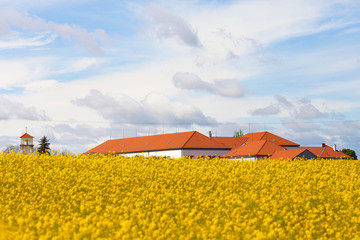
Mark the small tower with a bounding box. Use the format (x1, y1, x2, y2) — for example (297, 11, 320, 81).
(20, 132, 34, 154)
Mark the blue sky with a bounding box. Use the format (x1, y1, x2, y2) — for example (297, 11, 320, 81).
(1, 0, 360, 154)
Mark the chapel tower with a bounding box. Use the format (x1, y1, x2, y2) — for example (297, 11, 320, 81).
(20, 132, 34, 154)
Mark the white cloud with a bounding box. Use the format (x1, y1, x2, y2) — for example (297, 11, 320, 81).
(0, 56, 104, 90)
(0, 34, 56, 49)
(0, 7, 107, 55)
(0, 96, 50, 120)
(251, 105, 280, 116)
(173, 72, 247, 97)
(20, 79, 59, 93)
(250, 95, 343, 119)
(55, 57, 105, 75)
(72, 90, 216, 125)
(0, 59, 45, 89)
(142, 4, 201, 48)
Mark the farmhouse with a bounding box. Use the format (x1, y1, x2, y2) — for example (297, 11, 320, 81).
(219, 131, 300, 160)
(86, 131, 231, 158)
(86, 130, 353, 160)
(270, 149, 317, 161)
(298, 144, 351, 160)
(221, 140, 286, 160)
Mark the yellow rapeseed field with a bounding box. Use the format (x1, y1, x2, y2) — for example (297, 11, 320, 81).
(1, 152, 360, 239)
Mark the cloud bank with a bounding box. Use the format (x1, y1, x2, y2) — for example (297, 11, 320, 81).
(72, 90, 216, 125)
(250, 94, 343, 119)
(0, 96, 50, 120)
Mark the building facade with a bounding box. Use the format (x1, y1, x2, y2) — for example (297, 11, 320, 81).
(20, 133, 34, 154)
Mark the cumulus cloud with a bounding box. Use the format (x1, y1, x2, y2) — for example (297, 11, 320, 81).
(251, 105, 280, 116)
(47, 123, 110, 153)
(142, 5, 201, 48)
(173, 72, 246, 97)
(251, 94, 339, 119)
(72, 90, 216, 125)
(0, 96, 50, 120)
(295, 100, 328, 119)
(0, 7, 107, 55)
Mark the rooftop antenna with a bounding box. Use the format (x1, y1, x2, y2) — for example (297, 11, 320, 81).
(25, 126, 28, 133)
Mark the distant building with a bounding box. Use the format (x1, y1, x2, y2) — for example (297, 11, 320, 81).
(222, 139, 286, 160)
(86, 131, 231, 158)
(299, 144, 352, 160)
(270, 149, 317, 160)
(20, 133, 34, 154)
(86, 130, 353, 160)
(218, 131, 300, 160)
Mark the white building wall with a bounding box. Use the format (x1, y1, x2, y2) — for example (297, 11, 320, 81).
(121, 149, 182, 158)
(181, 149, 230, 158)
(20, 138, 34, 154)
(120, 149, 230, 158)
(21, 138, 33, 146)
(227, 156, 262, 161)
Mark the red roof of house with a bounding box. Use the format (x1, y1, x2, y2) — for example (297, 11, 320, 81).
(243, 131, 299, 147)
(222, 140, 285, 158)
(270, 149, 317, 160)
(212, 137, 248, 149)
(299, 146, 352, 159)
(20, 133, 34, 138)
(86, 131, 230, 154)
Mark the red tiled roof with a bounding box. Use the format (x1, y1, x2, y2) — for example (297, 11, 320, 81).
(222, 140, 285, 158)
(243, 131, 299, 147)
(299, 146, 353, 159)
(270, 149, 317, 160)
(20, 133, 34, 138)
(212, 137, 248, 149)
(86, 131, 230, 154)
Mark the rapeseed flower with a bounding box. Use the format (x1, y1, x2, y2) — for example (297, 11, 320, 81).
(0, 153, 359, 239)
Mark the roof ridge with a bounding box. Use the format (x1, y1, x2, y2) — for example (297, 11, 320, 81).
(260, 132, 267, 140)
(255, 139, 267, 155)
(181, 131, 198, 148)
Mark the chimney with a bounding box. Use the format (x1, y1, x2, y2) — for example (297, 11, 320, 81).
(320, 143, 326, 157)
(333, 144, 337, 151)
(208, 131, 212, 138)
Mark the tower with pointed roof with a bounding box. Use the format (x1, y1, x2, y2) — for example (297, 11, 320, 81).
(20, 132, 34, 154)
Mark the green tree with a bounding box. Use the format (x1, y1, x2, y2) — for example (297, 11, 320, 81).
(37, 136, 51, 155)
(233, 129, 244, 137)
(341, 148, 357, 160)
